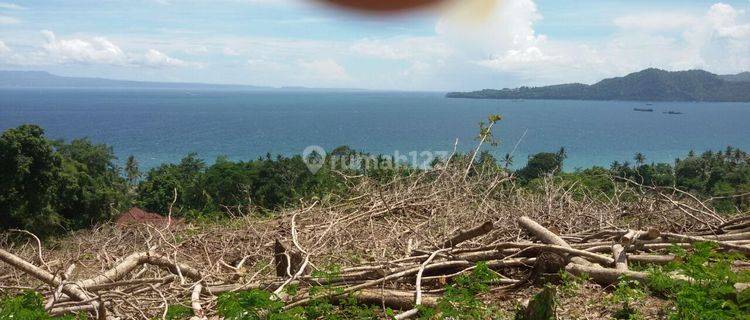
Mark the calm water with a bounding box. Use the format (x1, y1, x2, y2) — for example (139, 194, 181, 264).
(1, 88, 749, 171)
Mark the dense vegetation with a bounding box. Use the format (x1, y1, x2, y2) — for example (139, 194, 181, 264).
(447, 69, 750, 102)
(1, 124, 749, 237)
(0, 125, 127, 237)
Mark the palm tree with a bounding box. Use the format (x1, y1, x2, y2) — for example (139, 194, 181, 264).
(610, 161, 621, 171)
(634, 152, 646, 167)
(125, 155, 140, 185)
(733, 149, 745, 163)
(502, 153, 514, 169)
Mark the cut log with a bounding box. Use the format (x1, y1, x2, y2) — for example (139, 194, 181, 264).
(612, 244, 627, 271)
(349, 289, 438, 309)
(628, 254, 675, 265)
(0, 248, 93, 303)
(517, 216, 593, 266)
(442, 221, 494, 248)
(662, 233, 750, 255)
(76, 252, 201, 288)
(191, 283, 205, 319)
(517, 216, 569, 247)
(565, 263, 648, 285)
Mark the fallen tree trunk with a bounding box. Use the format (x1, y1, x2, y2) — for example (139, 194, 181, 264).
(565, 263, 648, 285)
(442, 221, 494, 248)
(628, 254, 675, 264)
(0, 248, 93, 304)
(76, 251, 202, 289)
(349, 289, 438, 309)
(662, 233, 750, 255)
(517, 216, 594, 266)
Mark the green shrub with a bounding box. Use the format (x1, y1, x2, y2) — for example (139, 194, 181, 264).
(611, 279, 647, 320)
(648, 242, 750, 319)
(419, 262, 503, 319)
(164, 304, 193, 320)
(0, 291, 81, 319)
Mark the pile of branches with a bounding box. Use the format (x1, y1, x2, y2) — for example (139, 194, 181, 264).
(1, 163, 748, 319)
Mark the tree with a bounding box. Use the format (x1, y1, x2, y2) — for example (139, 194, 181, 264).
(517, 151, 564, 181)
(125, 155, 141, 185)
(634, 152, 646, 167)
(0, 125, 62, 233)
(54, 138, 128, 229)
(137, 153, 206, 215)
(503, 153, 514, 169)
(0, 126, 129, 235)
(465, 115, 502, 178)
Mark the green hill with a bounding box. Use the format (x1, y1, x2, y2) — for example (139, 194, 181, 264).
(447, 69, 750, 102)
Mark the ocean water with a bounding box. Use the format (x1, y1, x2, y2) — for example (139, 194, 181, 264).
(1, 88, 749, 171)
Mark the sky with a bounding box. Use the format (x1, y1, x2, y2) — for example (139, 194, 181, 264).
(0, 0, 749, 91)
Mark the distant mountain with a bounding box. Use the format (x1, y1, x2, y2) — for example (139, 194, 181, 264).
(719, 72, 750, 83)
(447, 69, 750, 102)
(0, 71, 268, 89)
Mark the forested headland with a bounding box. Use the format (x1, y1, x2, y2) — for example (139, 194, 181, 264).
(447, 68, 750, 102)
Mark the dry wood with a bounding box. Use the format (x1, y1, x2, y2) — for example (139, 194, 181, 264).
(441, 221, 494, 248)
(0, 248, 93, 304)
(628, 254, 675, 264)
(612, 244, 627, 271)
(76, 251, 201, 289)
(565, 263, 648, 285)
(662, 232, 750, 255)
(517, 216, 594, 266)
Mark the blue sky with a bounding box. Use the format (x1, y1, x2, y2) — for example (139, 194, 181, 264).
(1, 0, 749, 90)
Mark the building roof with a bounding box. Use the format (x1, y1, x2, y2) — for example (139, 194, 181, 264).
(115, 207, 180, 227)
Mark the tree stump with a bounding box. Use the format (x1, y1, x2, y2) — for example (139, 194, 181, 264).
(274, 239, 303, 278)
(516, 287, 557, 320)
(530, 251, 567, 285)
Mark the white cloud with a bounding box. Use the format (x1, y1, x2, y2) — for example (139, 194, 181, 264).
(134, 49, 200, 68)
(706, 3, 750, 38)
(350, 37, 450, 61)
(350, 39, 412, 60)
(297, 59, 349, 81)
(42, 30, 128, 65)
(36, 31, 201, 68)
(223, 47, 240, 56)
(184, 45, 208, 55)
(0, 2, 23, 10)
(0, 40, 9, 54)
(614, 13, 697, 31)
(247, 58, 284, 71)
(0, 15, 20, 24)
(437, 0, 544, 58)
(243, 57, 350, 86)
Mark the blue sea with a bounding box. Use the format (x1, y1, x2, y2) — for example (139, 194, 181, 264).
(1, 88, 749, 171)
